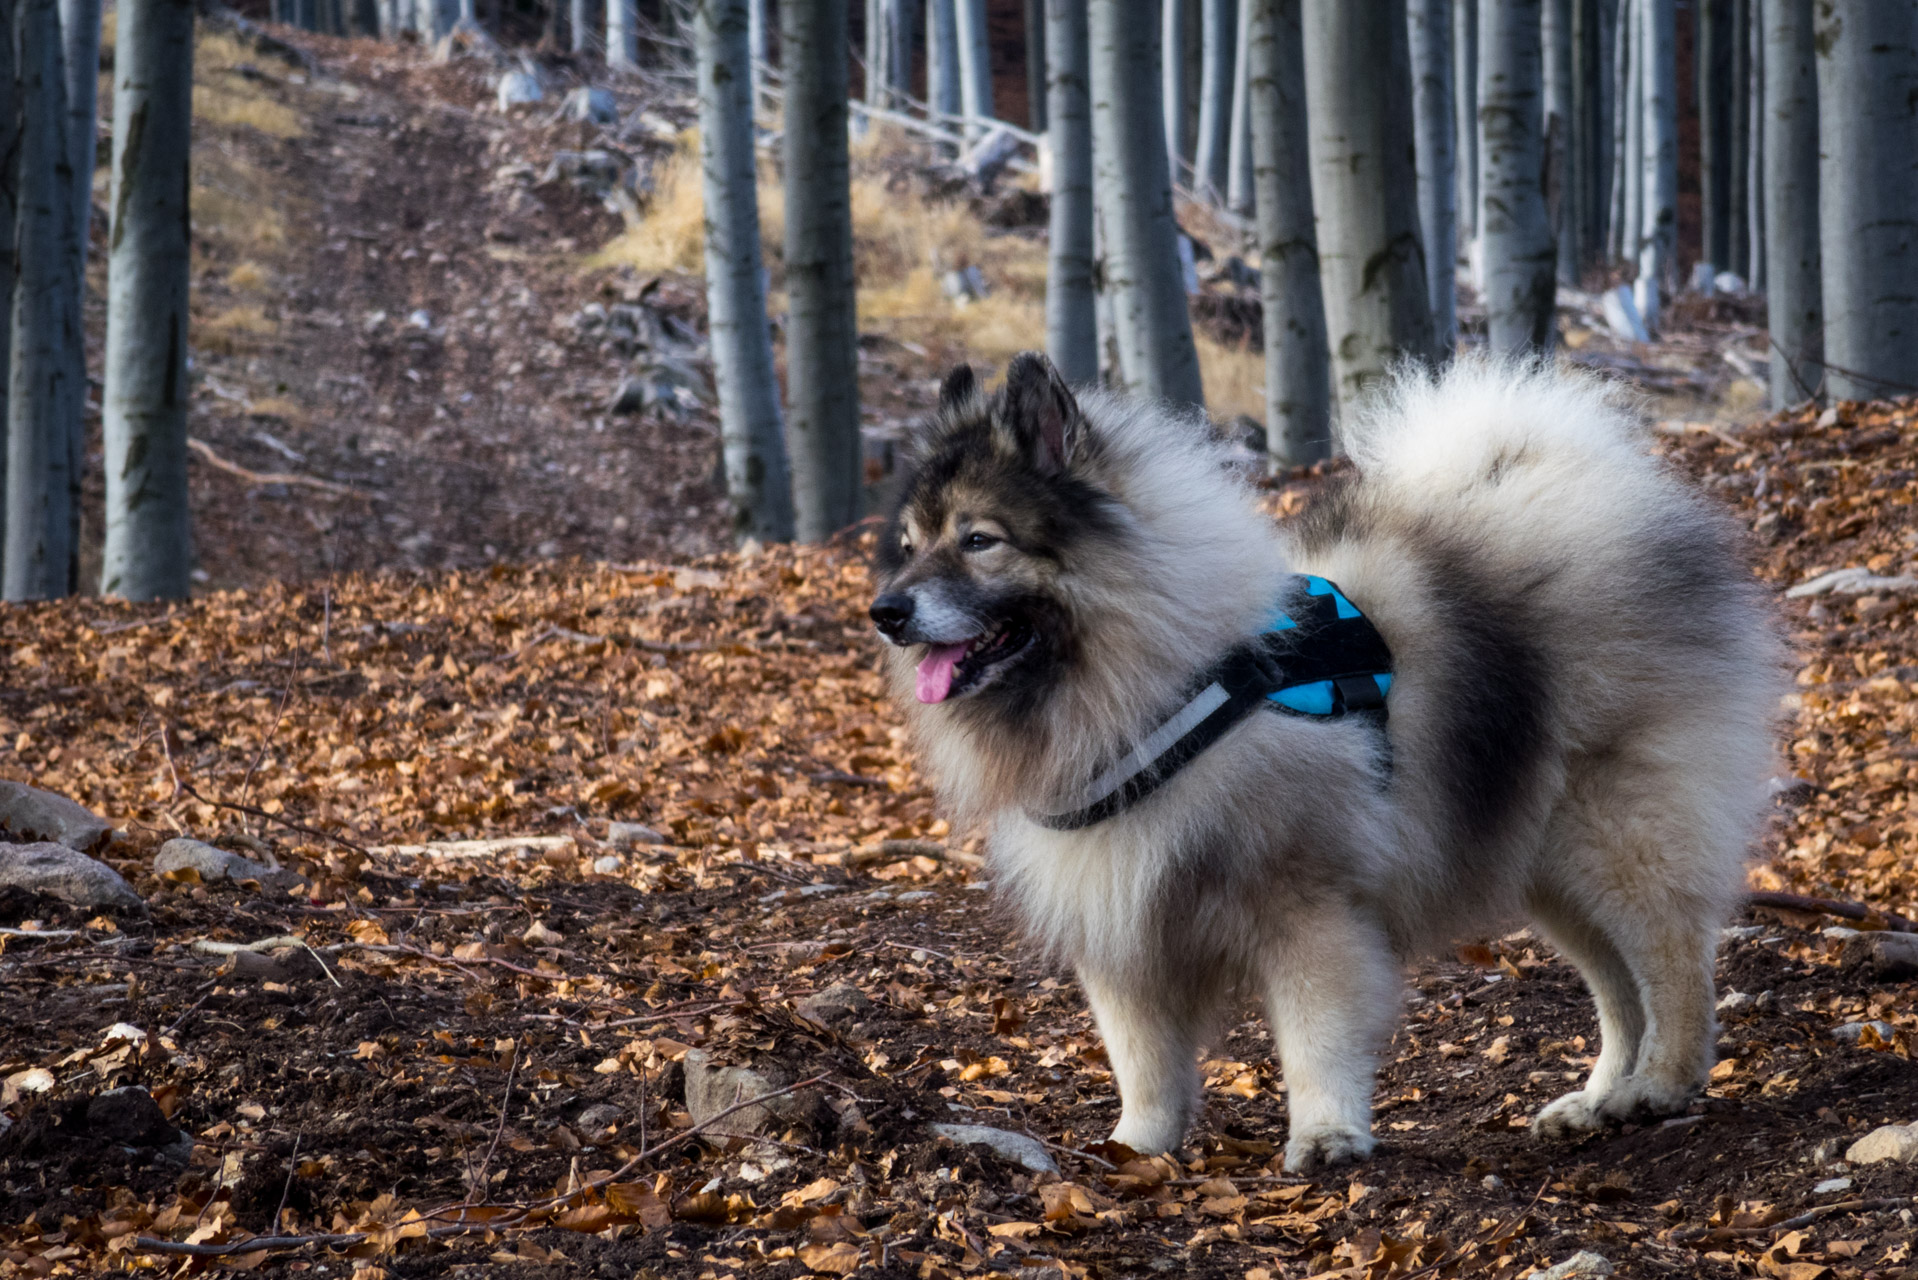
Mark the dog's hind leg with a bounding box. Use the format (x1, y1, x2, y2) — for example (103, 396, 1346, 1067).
(1260, 908, 1399, 1172)
(1080, 964, 1225, 1155)
(1526, 879, 1649, 1137)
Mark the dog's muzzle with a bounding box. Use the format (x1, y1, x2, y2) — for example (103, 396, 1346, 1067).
(869, 592, 914, 641)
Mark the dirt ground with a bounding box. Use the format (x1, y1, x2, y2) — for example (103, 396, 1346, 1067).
(4, 18, 1916, 1280)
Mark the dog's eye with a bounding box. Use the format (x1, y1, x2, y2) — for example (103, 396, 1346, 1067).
(963, 531, 999, 551)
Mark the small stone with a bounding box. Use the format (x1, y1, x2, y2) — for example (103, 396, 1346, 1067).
(1845, 1123, 1918, 1166)
(0, 842, 143, 911)
(1481, 1174, 1506, 1191)
(1841, 931, 1918, 981)
(1719, 925, 1766, 942)
(1833, 1020, 1897, 1043)
(0, 780, 113, 853)
(1715, 990, 1754, 1015)
(929, 1123, 1058, 1174)
(576, 1102, 623, 1132)
(592, 854, 624, 875)
(153, 839, 305, 892)
(1813, 1177, 1853, 1194)
(1534, 1251, 1613, 1280)
(606, 822, 668, 849)
(797, 983, 873, 1025)
(1823, 926, 1861, 941)
(86, 1087, 179, 1147)
(682, 1050, 818, 1137)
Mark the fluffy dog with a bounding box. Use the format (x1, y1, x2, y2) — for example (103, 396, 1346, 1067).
(868, 351, 1782, 1170)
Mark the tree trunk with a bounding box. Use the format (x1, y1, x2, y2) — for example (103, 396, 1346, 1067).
(1304, 0, 1434, 413)
(927, 0, 961, 123)
(7, 0, 81, 599)
(1761, 0, 1818, 405)
(1635, 0, 1674, 331)
(1408, 0, 1455, 348)
(1574, 0, 1605, 272)
(696, 0, 795, 544)
(0, 10, 15, 537)
(1046, 0, 1098, 384)
(866, 0, 903, 109)
(1162, 0, 1186, 182)
(1610, 0, 1636, 262)
(1025, 0, 1047, 129)
(1452, 0, 1477, 265)
(1728, 0, 1748, 276)
(60, 0, 100, 273)
(1815, 0, 1918, 401)
(782, 0, 862, 540)
(954, 0, 995, 139)
(1699, 0, 1730, 270)
(1250, 0, 1330, 463)
(1090, 0, 1205, 409)
(1543, 0, 1576, 283)
(1744, 1, 1763, 288)
(609, 0, 638, 67)
(748, 0, 769, 105)
(570, 0, 589, 52)
(1194, 0, 1234, 201)
(1479, 0, 1556, 351)
(1224, 0, 1254, 214)
(100, 0, 195, 599)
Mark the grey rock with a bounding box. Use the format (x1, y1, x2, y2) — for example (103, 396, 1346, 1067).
(591, 854, 624, 875)
(683, 1050, 819, 1137)
(0, 780, 113, 853)
(576, 1102, 624, 1132)
(1719, 925, 1766, 943)
(496, 68, 542, 112)
(1715, 990, 1755, 1016)
(929, 1123, 1058, 1174)
(541, 149, 633, 198)
(1813, 1176, 1853, 1194)
(562, 85, 619, 125)
(797, 983, 873, 1025)
(1833, 1020, 1898, 1044)
(1846, 1123, 1918, 1166)
(607, 822, 668, 849)
(0, 842, 143, 911)
(1535, 1252, 1612, 1280)
(1841, 931, 1918, 981)
(153, 838, 305, 892)
(87, 1087, 180, 1147)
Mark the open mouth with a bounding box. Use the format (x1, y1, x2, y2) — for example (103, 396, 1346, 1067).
(915, 618, 1034, 704)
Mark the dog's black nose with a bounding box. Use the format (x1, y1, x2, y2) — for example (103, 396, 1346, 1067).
(869, 592, 914, 637)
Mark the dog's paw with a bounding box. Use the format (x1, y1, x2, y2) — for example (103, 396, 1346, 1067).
(1109, 1112, 1187, 1156)
(1533, 1078, 1699, 1139)
(1531, 1088, 1606, 1139)
(1284, 1126, 1375, 1173)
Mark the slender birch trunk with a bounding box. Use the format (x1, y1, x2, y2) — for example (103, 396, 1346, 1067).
(101, 0, 195, 599)
(1408, 0, 1455, 348)
(748, 0, 768, 106)
(609, 0, 638, 68)
(1193, 0, 1234, 201)
(782, 0, 862, 539)
(954, 0, 995, 140)
(1250, 0, 1330, 463)
(1728, 0, 1748, 275)
(7, 0, 81, 599)
(1815, 0, 1918, 401)
(570, 0, 589, 52)
(60, 0, 100, 273)
(1635, 0, 1675, 331)
(1745, 3, 1763, 288)
(1452, 0, 1477, 267)
(1609, 0, 1635, 262)
(927, 0, 961, 124)
(1304, 0, 1435, 412)
(866, 0, 911, 110)
(1761, 0, 1818, 405)
(1479, 0, 1556, 351)
(0, 13, 14, 537)
(696, 0, 794, 544)
(1163, 0, 1186, 182)
(1046, 0, 1099, 384)
(1574, 0, 1603, 272)
(1699, 0, 1730, 271)
(1024, 0, 1046, 129)
(1543, 0, 1576, 283)
(1225, 0, 1254, 214)
(1090, 0, 1205, 409)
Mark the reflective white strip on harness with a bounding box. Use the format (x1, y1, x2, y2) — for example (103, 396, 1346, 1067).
(1043, 681, 1230, 825)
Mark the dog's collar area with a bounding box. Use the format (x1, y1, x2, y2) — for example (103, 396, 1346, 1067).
(1033, 574, 1394, 831)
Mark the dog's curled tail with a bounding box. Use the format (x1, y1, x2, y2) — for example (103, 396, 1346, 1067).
(1340, 355, 1653, 510)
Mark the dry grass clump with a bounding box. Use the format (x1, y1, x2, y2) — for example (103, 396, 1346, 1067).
(197, 304, 279, 355)
(193, 32, 306, 139)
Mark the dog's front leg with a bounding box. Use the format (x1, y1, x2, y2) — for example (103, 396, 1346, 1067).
(1079, 964, 1220, 1155)
(1261, 909, 1400, 1172)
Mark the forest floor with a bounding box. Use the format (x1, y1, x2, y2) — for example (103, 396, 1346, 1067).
(5, 19, 1915, 1280)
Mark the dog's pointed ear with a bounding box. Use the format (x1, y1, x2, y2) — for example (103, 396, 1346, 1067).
(1002, 351, 1085, 474)
(938, 364, 980, 412)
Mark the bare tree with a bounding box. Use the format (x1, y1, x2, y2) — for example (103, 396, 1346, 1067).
(1025, 0, 1047, 129)
(60, 0, 100, 273)
(101, 0, 196, 599)
(1225, 0, 1254, 214)
(1162, 0, 1186, 180)
(7, 0, 81, 599)
(1729, 0, 1749, 274)
(954, 0, 995, 138)
(1303, 0, 1435, 412)
(0, 7, 14, 537)
(1452, 0, 1477, 274)
(866, 0, 912, 109)
(1408, 0, 1455, 351)
(1610, 0, 1638, 263)
(1193, 0, 1234, 200)
(1543, 0, 1576, 283)
(1575, 0, 1608, 273)
(782, 0, 862, 540)
(1479, 0, 1555, 350)
(696, 0, 795, 543)
(1699, 0, 1731, 272)
(1815, 0, 1918, 400)
(1046, 0, 1098, 384)
(1635, 0, 1674, 331)
(1090, 0, 1205, 408)
(927, 0, 961, 124)
(609, 0, 638, 68)
(1761, 0, 1818, 405)
(1250, 0, 1330, 463)
(571, 0, 589, 52)
(1744, 0, 1763, 287)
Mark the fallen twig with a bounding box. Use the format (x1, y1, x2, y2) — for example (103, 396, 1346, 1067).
(1671, 1196, 1915, 1244)
(1747, 890, 1918, 934)
(369, 835, 576, 859)
(187, 437, 366, 498)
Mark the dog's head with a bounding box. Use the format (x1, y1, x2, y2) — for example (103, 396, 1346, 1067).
(869, 351, 1121, 709)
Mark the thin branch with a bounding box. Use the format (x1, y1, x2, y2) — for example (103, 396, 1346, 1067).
(469, 1045, 517, 1201)
(188, 436, 368, 498)
(1747, 890, 1918, 934)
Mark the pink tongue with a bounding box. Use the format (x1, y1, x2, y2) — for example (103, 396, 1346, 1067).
(915, 643, 970, 704)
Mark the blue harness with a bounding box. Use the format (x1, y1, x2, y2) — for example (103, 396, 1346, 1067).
(1035, 574, 1394, 830)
